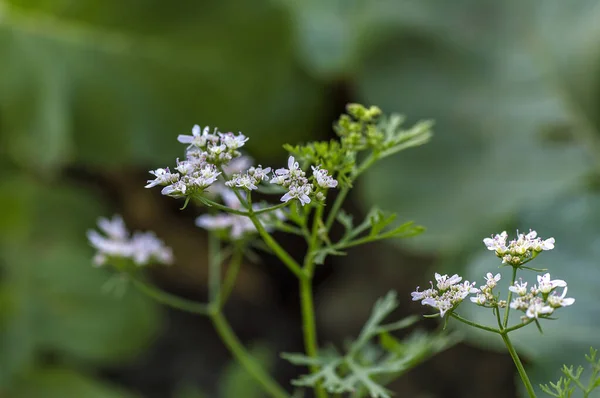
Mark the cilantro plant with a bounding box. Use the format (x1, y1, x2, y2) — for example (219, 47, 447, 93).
(87, 104, 453, 398)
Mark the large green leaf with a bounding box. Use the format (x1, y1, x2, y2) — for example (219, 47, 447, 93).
(355, 1, 597, 253)
(459, 191, 600, 396)
(10, 367, 137, 398)
(0, 0, 324, 172)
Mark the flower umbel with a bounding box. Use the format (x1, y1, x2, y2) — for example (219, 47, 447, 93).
(483, 229, 555, 266)
(411, 273, 477, 317)
(87, 215, 173, 268)
(508, 273, 574, 321)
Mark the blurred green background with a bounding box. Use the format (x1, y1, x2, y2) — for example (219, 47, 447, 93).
(1, 1, 600, 397)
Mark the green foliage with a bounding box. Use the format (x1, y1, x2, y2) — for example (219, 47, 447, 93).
(285, 104, 432, 188)
(460, 192, 600, 394)
(0, 179, 160, 393)
(0, 0, 324, 172)
(540, 348, 600, 398)
(9, 367, 138, 398)
(282, 291, 455, 398)
(314, 207, 424, 265)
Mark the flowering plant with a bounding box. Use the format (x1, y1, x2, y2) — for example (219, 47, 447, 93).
(412, 230, 599, 397)
(86, 104, 599, 397)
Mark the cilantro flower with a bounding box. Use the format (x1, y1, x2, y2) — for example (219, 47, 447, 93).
(412, 273, 477, 317)
(483, 230, 555, 266)
(87, 215, 173, 268)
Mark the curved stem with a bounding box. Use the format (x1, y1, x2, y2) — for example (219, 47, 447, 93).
(501, 332, 537, 398)
(131, 278, 209, 315)
(247, 213, 304, 278)
(450, 312, 500, 334)
(503, 266, 518, 328)
(211, 311, 290, 398)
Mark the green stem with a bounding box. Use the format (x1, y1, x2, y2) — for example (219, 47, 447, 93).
(503, 266, 518, 328)
(299, 274, 326, 398)
(300, 205, 327, 398)
(504, 319, 534, 334)
(324, 186, 349, 232)
(200, 196, 288, 216)
(500, 332, 537, 398)
(450, 312, 500, 334)
(218, 248, 244, 309)
(247, 212, 304, 278)
(131, 278, 209, 315)
(208, 233, 221, 303)
(210, 311, 290, 398)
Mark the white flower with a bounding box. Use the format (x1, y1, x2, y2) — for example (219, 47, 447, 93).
(411, 286, 436, 301)
(226, 174, 258, 190)
(177, 125, 218, 148)
(484, 272, 501, 288)
(508, 280, 528, 296)
(145, 168, 179, 188)
(547, 287, 575, 308)
(130, 231, 174, 266)
(484, 230, 555, 266)
(161, 180, 188, 197)
(87, 215, 173, 267)
(248, 165, 272, 181)
(483, 231, 508, 252)
(434, 273, 462, 290)
(175, 158, 196, 175)
(470, 293, 487, 305)
(412, 273, 477, 317)
(281, 183, 312, 206)
(525, 298, 554, 319)
(537, 273, 567, 294)
(219, 132, 248, 150)
(311, 166, 338, 189)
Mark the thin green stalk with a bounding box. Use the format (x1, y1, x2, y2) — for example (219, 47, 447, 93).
(131, 278, 209, 315)
(247, 212, 304, 278)
(218, 248, 244, 309)
(299, 205, 327, 398)
(503, 266, 518, 328)
(500, 332, 537, 398)
(495, 306, 504, 330)
(208, 233, 221, 303)
(199, 197, 249, 215)
(299, 274, 326, 398)
(450, 312, 500, 334)
(504, 319, 534, 334)
(210, 311, 290, 398)
(324, 186, 349, 232)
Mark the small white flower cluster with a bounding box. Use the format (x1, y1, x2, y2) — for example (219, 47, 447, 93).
(270, 156, 338, 206)
(146, 124, 249, 198)
(87, 215, 173, 267)
(509, 273, 575, 320)
(470, 273, 506, 308)
(483, 230, 555, 266)
(146, 126, 338, 207)
(195, 190, 285, 240)
(411, 273, 478, 317)
(225, 165, 272, 191)
(178, 124, 248, 164)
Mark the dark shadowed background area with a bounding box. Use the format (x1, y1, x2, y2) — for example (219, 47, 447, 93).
(1, 1, 600, 397)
